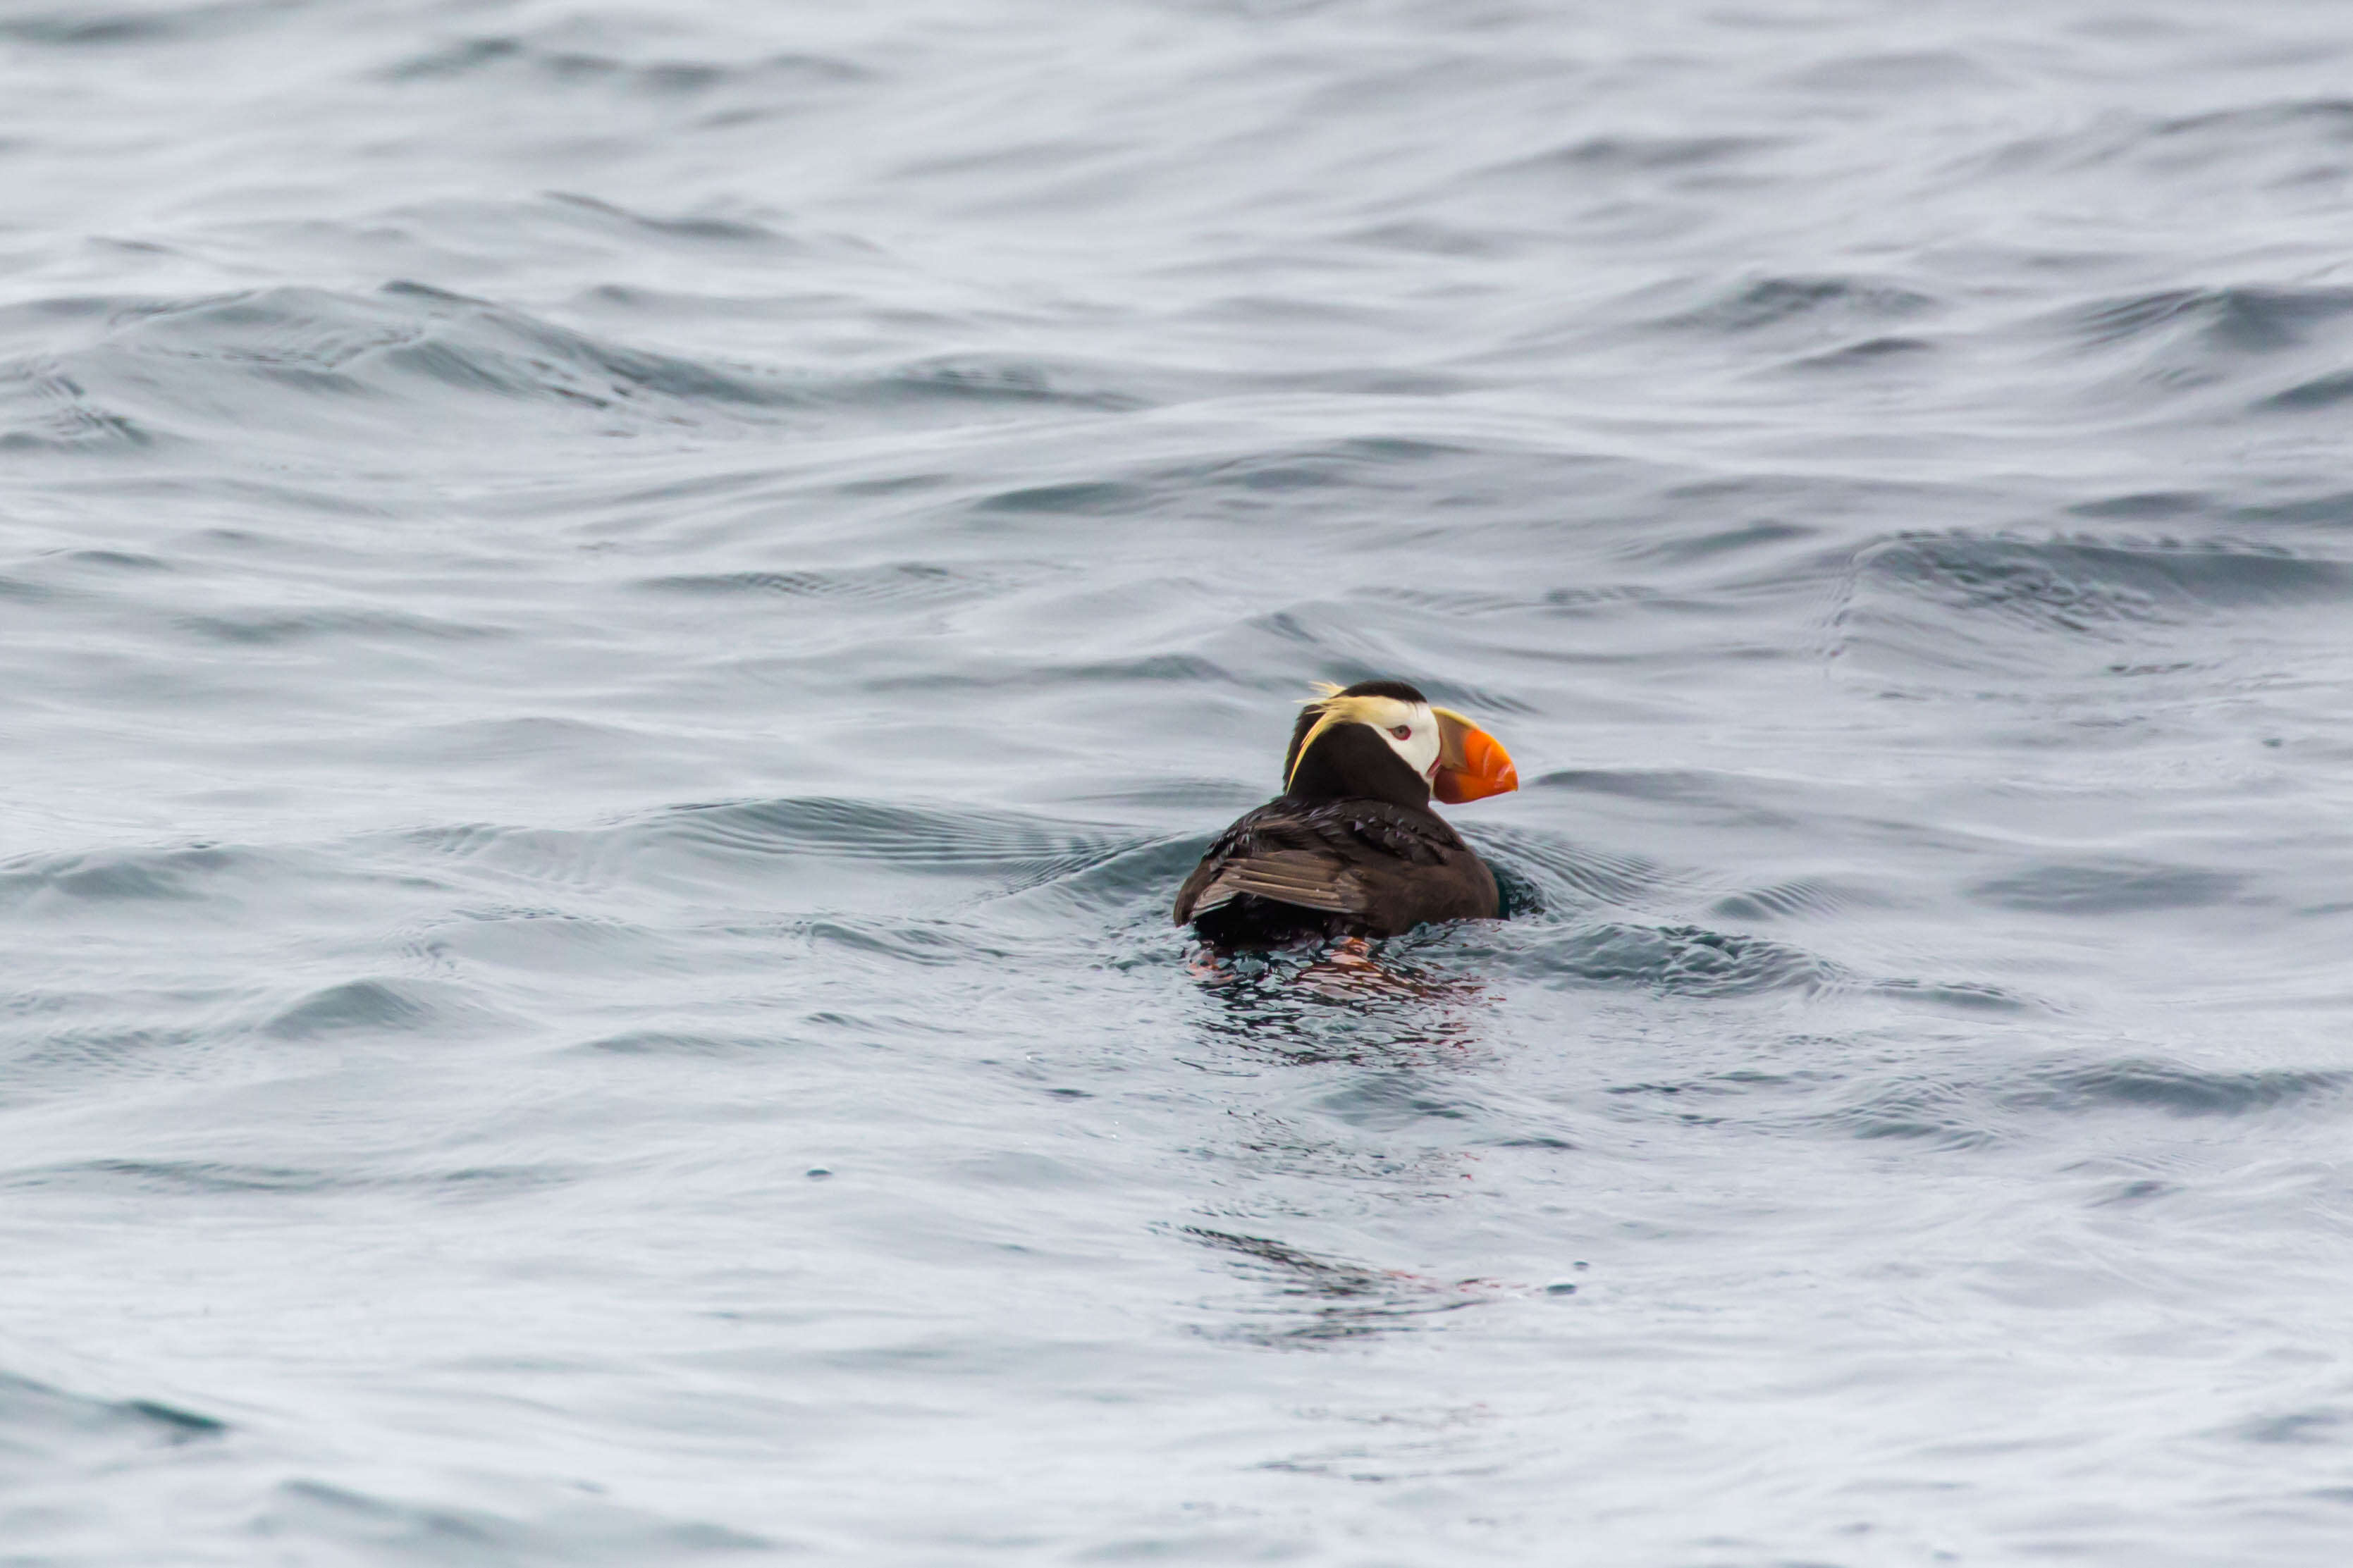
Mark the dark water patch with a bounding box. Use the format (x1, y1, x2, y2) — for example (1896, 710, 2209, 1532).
(1823, 1075, 2008, 1149)
(3, 1157, 572, 1199)
(58, 547, 171, 571)
(4, 1159, 342, 1194)
(384, 32, 524, 78)
(385, 30, 868, 98)
(2157, 99, 2353, 141)
(2254, 370, 2353, 412)
(2089, 1178, 2179, 1208)
(542, 192, 790, 247)
(176, 606, 503, 645)
(1181, 959, 1492, 1068)
(976, 480, 1155, 517)
(1503, 132, 1781, 177)
(575, 1030, 803, 1057)
(0, 1, 281, 47)
(1601, 1068, 1817, 1130)
(0, 1370, 226, 1462)
(979, 436, 1484, 524)
(1623, 517, 1818, 566)
(2226, 1409, 2353, 1447)
(860, 357, 1148, 417)
(0, 572, 60, 601)
(1786, 334, 1936, 371)
(2228, 490, 2353, 529)
(1666, 275, 1938, 335)
(1342, 218, 1502, 256)
(1180, 1227, 1501, 1346)
(865, 653, 1239, 692)
(2068, 491, 2211, 521)
(1970, 859, 2242, 915)
(1488, 859, 1542, 920)
(1866, 978, 2036, 1015)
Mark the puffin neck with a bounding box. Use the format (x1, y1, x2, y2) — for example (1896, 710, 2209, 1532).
(1284, 722, 1432, 810)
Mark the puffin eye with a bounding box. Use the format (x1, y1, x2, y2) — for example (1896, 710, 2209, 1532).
(1391, 725, 1412, 740)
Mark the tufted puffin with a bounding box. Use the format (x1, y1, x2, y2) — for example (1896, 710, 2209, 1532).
(1174, 679, 1519, 947)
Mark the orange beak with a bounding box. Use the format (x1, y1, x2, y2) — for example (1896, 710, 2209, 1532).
(1430, 708, 1518, 804)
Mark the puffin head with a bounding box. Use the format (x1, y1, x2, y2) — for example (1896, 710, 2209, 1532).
(1282, 679, 1519, 808)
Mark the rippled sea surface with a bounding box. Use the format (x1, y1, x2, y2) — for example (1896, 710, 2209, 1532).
(9, 1, 2353, 1561)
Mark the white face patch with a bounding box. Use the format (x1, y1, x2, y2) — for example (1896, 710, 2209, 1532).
(1368, 698, 1442, 783)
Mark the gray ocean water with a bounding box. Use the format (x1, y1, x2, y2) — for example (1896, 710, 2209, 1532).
(8, 0, 2353, 1562)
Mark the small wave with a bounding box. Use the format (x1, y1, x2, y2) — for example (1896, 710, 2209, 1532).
(262, 1477, 779, 1560)
(1473, 825, 1681, 910)
(262, 977, 443, 1039)
(1970, 858, 2243, 915)
(382, 31, 871, 99)
(1499, 132, 1781, 178)
(0, 284, 797, 451)
(1829, 1056, 2353, 1146)
(2253, 371, 2353, 412)
(1781, 48, 2011, 94)
(2068, 285, 2353, 354)
(1664, 274, 1938, 336)
(0, 1, 283, 48)
(1, 1156, 570, 1199)
(1833, 531, 2353, 679)
(0, 362, 161, 452)
(640, 562, 1017, 606)
(1513, 921, 1846, 997)
(401, 798, 1143, 913)
(2011, 1059, 2351, 1118)
(987, 835, 1204, 924)
(0, 1368, 225, 1445)
(571, 1030, 800, 1057)
(1711, 878, 1887, 922)
(1785, 334, 1936, 372)
(175, 607, 500, 646)
(0, 843, 278, 908)
(0, 283, 1139, 459)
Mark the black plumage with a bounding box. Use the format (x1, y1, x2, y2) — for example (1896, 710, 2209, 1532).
(1173, 683, 1506, 946)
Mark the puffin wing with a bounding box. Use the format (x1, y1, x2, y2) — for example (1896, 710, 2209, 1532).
(1172, 801, 1458, 925)
(1177, 848, 1373, 920)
